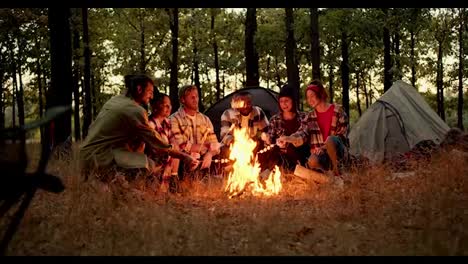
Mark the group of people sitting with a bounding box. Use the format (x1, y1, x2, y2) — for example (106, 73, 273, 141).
(79, 74, 350, 193)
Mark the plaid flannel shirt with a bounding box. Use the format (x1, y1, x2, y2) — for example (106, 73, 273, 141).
(148, 116, 174, 167)
(267, 111, 308, 144)
(170, 107, 219, 156)
(291, 104, 349, 150)
(220, 106, 269, 141)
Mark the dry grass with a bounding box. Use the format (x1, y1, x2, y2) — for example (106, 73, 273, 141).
(2, 143, 468, 256)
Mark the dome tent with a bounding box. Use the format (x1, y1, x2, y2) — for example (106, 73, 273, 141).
(349, 80, 450, 164)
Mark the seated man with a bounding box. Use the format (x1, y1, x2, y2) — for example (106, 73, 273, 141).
(80, 74, 198, 183)
(219, 91, 270, 171)
(278, 80, 349, 177)
(170, 85, 220, 182)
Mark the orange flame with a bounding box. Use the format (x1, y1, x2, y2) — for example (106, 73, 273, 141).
(224, 127, 282, 198)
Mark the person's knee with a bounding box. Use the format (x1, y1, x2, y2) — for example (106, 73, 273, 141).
(325, 136, 338, 150)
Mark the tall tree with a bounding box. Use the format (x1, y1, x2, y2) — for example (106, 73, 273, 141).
(82, 7, 92, 138)
(285, 8, 300, 102)
(166, 8, 179, 111)
(457, 8, 465, 130)
(71, 8, 81, 141)
(310, 8, 321, 80)
(382, 8, 393, 92)
(211, 9, 221, 102)
(244, 8, 259, 87)
(47, 7, 73, 147)
(341, 29, 350, 118)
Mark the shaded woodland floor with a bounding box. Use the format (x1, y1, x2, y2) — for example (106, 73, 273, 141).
(2, 144, 468, 255)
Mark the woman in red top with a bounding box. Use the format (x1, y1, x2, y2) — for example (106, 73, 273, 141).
(279, 80, 349, 176)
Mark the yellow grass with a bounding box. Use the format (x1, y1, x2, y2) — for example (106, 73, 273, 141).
(2, 143, 468, 255)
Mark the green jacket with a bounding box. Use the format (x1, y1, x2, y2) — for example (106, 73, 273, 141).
(80, 95, 171, 171)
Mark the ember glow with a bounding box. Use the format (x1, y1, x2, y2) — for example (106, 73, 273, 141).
(224, 127, 282, 198)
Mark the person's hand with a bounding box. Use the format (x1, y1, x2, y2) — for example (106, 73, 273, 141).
(276, 136, 287, 148)
(200, 153, 213, 170)
(183, 153, 200, 171)
(280, 135, 302, 147)
(260, 132, 271, 145)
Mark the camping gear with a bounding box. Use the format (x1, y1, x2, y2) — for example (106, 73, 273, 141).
(204, 87, 279, 139)
(349, 80, 450, 164)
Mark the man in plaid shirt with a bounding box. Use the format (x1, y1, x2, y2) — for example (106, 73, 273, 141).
(170, 85, 220, 181)
(279, 80, 349, 176)
(220, 91, 269, 145)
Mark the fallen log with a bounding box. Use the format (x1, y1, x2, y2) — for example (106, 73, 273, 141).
(293, 164, 330, 184)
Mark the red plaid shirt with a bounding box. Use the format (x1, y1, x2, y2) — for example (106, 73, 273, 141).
(291, 103, 349, 149)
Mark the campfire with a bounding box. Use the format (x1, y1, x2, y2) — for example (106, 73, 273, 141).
(224, 127, 282, 198)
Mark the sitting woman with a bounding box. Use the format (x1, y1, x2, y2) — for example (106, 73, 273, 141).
(261, 84, 310, 174)
(147, 92, 178, 192)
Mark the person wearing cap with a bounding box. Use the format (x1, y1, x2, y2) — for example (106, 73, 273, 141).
(170, 85, 220, 182)
(261, 84, 310, 173)
(219, 91, 270, 169)
(278, 80, 349, 176)
(80, 74, 198, 184)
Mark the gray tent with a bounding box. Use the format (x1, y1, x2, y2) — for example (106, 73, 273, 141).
(204, 87, 279, 139)
(349, 80, 450, 164)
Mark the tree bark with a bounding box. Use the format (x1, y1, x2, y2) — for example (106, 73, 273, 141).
(457, 8, 464, 130)
(310, 8, 321, 80)
(383, 8, 393, 92)
(16, 43, 25, 129)
(341, 30, 350, 118)
(72, 13, 81, 141)
(436, 40, 445, 121)
(285, 8, 300, 102)
(47, 7, 73, 147)
(168, 8, 179, 112)
(193, 44, 203, 112)
(356, 73, 362, 117)
(82, 7, 92, 138)
(211, 10, 221, 102)
(410, 30, 417, 89)
(244, 8, 259, 87)
(328, 63, 334, 104)
(362, 72, 369, 109)
(394, 31, 402, 80)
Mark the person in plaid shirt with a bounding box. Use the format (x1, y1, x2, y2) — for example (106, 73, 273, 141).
(170, 85, 220, 182)
(220, 91, 269, 145)
(147, 92, 177, 192)
(219, 91, 269, 168)
(261, 84, 310, 173)
(278, 80, 349, 176)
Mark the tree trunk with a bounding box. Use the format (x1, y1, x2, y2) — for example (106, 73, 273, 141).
(140, 18, 146, 74)
(394, 31, 402, 80)
(211, 10, 221, 102)
(274, 55, 282, 88)
(12, 77, 16, 128)
(410, 30, 417, 89)
(47, 7, 73, 147)
(244, 8, 259, 87)
(266, 56, 271, 89)
(168, 8, 179, 112)
(193, 44, 203, 112)
(356, 73, 362, 117)
(369, 74, 374, 105)
(16, 44, 25, 129)
(222, 71, 226, 97)
(82, 7, 92, 138)
(72, 16, 81, 141)
(362, 72, 369, 109)
(285, 8, 300, 102)
(310, 8, 321, 80)
(0, 70, 4, 131)
(341, 30, 350, 118)
(328, 63, 334, 104)
(436, 40, 445, 121)
(457, 8, 464, 130)
(383, 8, 393, 92)
(36, 59, 45, 143)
